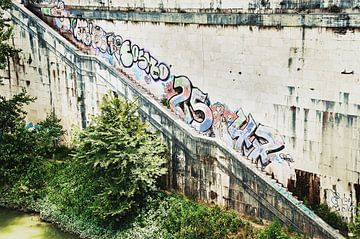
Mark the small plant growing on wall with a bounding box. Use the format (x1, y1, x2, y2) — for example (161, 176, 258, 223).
(160, 96, 170, 109)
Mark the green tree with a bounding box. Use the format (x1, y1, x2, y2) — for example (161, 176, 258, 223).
(0, 89, 35, 185)
(35, 112, 65, 157)
(0, 89, 65, 203)
(349, 207, 360, 237)
(72, 94, 168, 222)
(258, 219, 292, 239)
(0, 0, 19, 72)
(0, 89, 35, 134)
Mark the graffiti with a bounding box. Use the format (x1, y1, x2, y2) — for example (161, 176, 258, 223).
(168, 75, 192, 120)
(189, 88, 213, 132)
(248, 125, 285, 167)
(44, 0, 294, 170)
(167, 76, 213, 131)
(326, 189, 355, 213)
(44, 0, 71, 31)
(210, 103, 237, 146)
(275, 153, 294, 165)
(118, 40, 170, 81)
(164, 79, 177, 100)
(44, 1, 170, 81)
(225, 112, 285, 168)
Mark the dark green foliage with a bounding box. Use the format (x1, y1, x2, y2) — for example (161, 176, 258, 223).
(35, 112, 65, 158)
(158, 193, 249, 239)
(0, 0, 19, 72)
(46, 154, 99, 221)
(349, 207, 360, 237)
(258, 219, 292, 239)
(0, 89, 35, 186)
(160, 97, 170, 108)
(0, 89, 35, 134)
(67, 95, 168, 222)
(0, 90, 64, 207)
(305, 202, 348, 236)
(313, 204, 348, 235)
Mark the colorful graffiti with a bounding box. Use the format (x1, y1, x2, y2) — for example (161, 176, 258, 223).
(42, 0, 294, 169)
(42, 3, 170, 82)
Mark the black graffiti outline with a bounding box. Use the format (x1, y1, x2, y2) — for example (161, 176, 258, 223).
(329, 190, 355, 213)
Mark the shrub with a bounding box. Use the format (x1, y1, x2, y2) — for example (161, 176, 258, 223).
(0, 90, 36, 186)
(160, 193, 248, 239)
(312, 204, 348, 236)
(349, 206, 360, 237)
(258, 219, 291, 239)
(63, 94, 168, 223)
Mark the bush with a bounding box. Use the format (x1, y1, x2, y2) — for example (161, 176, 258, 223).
(49, 94, 168, 224)
(349, 207, 360, 237)
(35, 112, 65, 158)
(115, 192, 254, 239)
(161, 193, 248, 239)
(312, 204, 348, 236)
(0, 90, 36, 186)
(258, 219, 291, 239)
(0, 90, 65, 207)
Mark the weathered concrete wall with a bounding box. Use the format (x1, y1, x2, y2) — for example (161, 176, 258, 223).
(5, 2, 343, 237)
(1, 1, 107, 140)
(31, 0, 360, 223)
(32, 0, 360, 11)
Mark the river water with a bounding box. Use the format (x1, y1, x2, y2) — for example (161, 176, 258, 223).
(0, 207, 78, 239)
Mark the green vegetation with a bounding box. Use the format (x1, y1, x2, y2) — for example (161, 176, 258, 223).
(303, 199, 348, 236)
(72, 95, 168, 221)
(312, 204, 348, 236)
(0, 90, 299, 238)
(0, 0, 19, 73)
(349, 207, 360, 237)
(257, 219, 299, 239)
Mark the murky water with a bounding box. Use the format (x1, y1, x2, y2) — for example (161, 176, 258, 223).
(0, 207, 78, 239)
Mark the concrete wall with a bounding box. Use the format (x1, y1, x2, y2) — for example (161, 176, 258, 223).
(5, 3, 343, 237)
(1, 0, 108, 140)
(33, 0, 360, 11)
(30, 0, 360, 223)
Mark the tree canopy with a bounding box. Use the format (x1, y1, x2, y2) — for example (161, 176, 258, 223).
(69, 94, 168, 221)
(0, 0, 18, 73)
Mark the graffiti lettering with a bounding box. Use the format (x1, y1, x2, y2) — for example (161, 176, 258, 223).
(119, 42, 170, 81)
(46, 0, 71, 31)
(248, 125, 285, 167)
(229, 114, 256, 152)
(189, 88, 213, 132)
(106, 34, 122, 55)
(73, 19, 92, 46)
(168, 75, 192, 120)
(226, 113, 286, 167)
(91, 25, 108, 52)
(326, 189, 355, 214)
(45, 1, 170, 81)
(46, 0, 294, 169)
